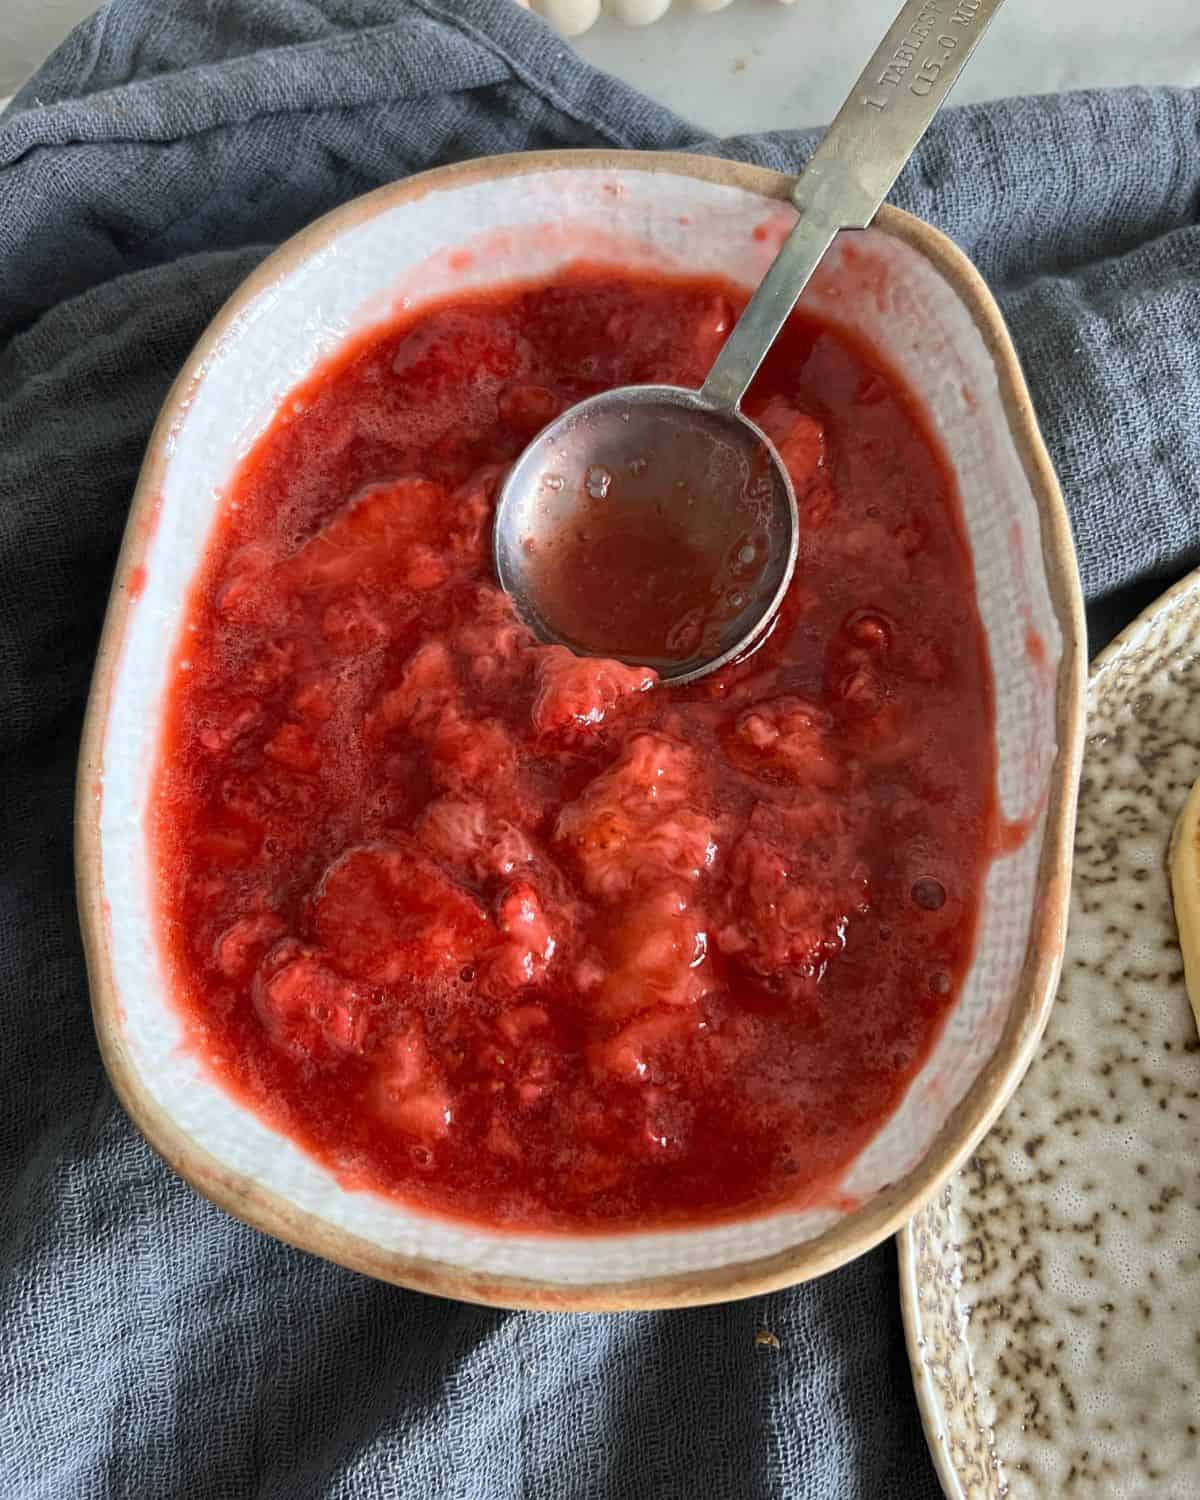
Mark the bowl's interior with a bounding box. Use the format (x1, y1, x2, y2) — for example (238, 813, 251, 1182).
(91, 159, 1064, 1294)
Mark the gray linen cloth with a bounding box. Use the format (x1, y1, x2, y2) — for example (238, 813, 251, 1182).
(1, 2, 1197, 1496)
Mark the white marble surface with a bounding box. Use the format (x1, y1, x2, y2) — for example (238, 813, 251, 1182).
(1, 1, 1198, 131)
(575, 0, 1200, 135)
(1, 0, 97, 101)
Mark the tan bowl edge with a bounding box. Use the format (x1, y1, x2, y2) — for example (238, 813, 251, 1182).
(75, 148, 1087, 1313)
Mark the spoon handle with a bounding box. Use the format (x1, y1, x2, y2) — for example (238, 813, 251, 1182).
(700, 0, 1005, 412)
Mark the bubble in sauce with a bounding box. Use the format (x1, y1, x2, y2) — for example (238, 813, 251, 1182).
(585, 465, 613, 501)
(912, 877, 947, 911)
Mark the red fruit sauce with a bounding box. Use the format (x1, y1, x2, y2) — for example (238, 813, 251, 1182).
(152, 265, 996, 1232)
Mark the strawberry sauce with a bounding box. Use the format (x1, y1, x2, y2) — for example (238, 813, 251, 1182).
(152, 265, 995, 1231)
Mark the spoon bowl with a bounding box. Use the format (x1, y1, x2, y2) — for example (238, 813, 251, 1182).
(493, 385, 798, 683)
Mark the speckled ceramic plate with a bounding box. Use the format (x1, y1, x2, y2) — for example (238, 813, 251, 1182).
(900, 567, 1200, 1497)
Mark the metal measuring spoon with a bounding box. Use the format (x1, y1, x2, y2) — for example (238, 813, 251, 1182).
(494, 0, 1005, 683)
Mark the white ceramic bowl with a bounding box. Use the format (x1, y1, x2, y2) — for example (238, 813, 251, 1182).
(77, 152, 1086, 1310)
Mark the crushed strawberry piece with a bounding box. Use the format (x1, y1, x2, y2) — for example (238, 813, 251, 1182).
(320, 594, 387, 656)
(455, 586, 533, 689)
(254, 946, 372, 1062)
(213, 912, 287, 979)
(263, 720, 320, 773)
(426, 710, 520, 801)
(370, 1031, 455, 1140)
(312, 845, 493, 984)
(717, 800, 870, 977)
(416, 797, 533, 883)
(289, 477, 445, 592)
(554, 733, 718, 899)
(594, 884, 711, 1019)
(197, 698, 261, 753)
(371, 640, 458, 733)
(756, 396, 826, 487)
(489, 880, 559, 990)
(530, 646, 656, 739)
(728, 696, 844, 788)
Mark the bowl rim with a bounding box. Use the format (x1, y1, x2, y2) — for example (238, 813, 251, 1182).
(75, 147, 1087, 1312)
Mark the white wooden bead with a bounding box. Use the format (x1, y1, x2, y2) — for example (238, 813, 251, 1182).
(535, 0, 602, 36)
(604, 0, 673, 24)
(529, 0, 802, 34)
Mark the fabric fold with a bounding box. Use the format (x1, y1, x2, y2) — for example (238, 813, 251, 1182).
(1, 3, 1198, 1496)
